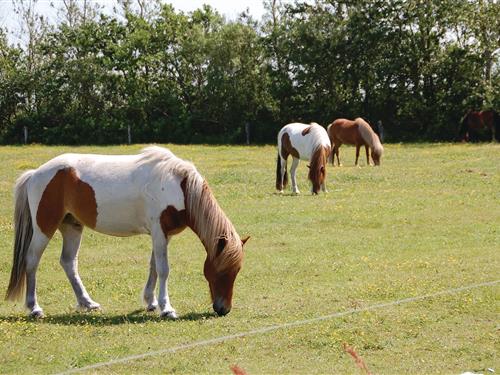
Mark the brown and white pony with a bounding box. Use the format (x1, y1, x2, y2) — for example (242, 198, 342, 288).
(5, 146, 249, 318)
(327, 118, 384, 166)
(276, 122, 331, 194)
(458, 109, 500, 142)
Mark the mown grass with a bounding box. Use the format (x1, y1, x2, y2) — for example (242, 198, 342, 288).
(0, 143, 498, 374)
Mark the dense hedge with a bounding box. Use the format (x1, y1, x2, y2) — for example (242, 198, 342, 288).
(0, 0, 498, 144)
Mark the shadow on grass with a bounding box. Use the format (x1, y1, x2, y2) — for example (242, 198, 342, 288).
(273, 191, 323, 197)
(0, 310, 217, 325)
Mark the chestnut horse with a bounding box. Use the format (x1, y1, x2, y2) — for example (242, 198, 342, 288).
(5, 146, 249, 318)
(458, 109, 500, 142)
(327, 118, 384, 166)
(276, 122, 331, 194)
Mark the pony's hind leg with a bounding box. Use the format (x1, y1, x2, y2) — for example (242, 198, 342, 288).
(143, 250, 158, 311)
(59, 220, 100, 311)
(290, 157, 300, 194)
(279, 156, 288, 193)
(334, 142, 342, 166)
(24, 229, 50, 318)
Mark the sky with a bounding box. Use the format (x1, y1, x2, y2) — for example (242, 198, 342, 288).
(0, 0, 271, 44)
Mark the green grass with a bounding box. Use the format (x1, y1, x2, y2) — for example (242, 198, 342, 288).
(0, 143, 498, 374)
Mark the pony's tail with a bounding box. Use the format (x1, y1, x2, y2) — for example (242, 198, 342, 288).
(276, 153, 288, 191)
(5, 170, 35, 301)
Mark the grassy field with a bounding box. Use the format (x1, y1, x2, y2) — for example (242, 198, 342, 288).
(0, 143, 498, 374)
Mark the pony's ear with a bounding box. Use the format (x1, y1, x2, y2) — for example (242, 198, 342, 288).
(241, 236, 250, 246)
(216, 238, 227, 256)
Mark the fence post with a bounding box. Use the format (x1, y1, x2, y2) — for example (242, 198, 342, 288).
(245, 122, 250, 145)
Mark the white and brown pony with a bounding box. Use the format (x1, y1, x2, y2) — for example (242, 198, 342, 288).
(276, 122, 331, 194)
(5, 146, 249, 318)
(327, 118, 384, 166)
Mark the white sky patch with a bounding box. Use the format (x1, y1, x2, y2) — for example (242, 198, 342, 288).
(0, 0, 270, 45)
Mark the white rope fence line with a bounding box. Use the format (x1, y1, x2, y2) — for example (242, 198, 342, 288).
(56, 279, 499, 374)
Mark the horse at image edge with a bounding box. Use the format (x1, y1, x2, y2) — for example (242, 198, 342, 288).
(458, 109, 500, 142)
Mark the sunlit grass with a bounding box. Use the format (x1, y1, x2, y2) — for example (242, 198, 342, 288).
(0, 143, 498, 374)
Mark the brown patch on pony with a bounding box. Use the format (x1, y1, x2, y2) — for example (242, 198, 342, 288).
(281, 132, 300, 159)
(329, 119, 365, 145)
(301, 126, 312, 136)
(160, 206, 187, 237)
(36, 168, 97, 238)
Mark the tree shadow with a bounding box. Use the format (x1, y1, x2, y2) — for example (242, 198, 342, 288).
(0, 310, 217, 326)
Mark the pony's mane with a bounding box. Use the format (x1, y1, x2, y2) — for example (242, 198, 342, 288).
(355, 118, 384, 156)
(308, 145, 329, 188)
(137, 147, 242, 272)
(183, 175, 243, 272)
(138, 146, 197, 181)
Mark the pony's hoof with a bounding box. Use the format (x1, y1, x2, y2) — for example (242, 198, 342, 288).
(160, 310, 178, 319)
(77, 301, 101, 312)
(29, 309, 45, 319)
(146, 303, 158, 312)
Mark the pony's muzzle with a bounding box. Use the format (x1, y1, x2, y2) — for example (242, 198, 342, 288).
(213, 299, 230, 316)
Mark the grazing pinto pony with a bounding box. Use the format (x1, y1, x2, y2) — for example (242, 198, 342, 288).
(5, 146, 249, 318)
(276, 122, 331, 194)
(327, 118, 384, 166)
(458, 109, 500, 142)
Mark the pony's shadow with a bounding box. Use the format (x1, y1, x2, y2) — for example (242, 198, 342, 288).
(273, 192, 317, 197)
(0, 310, 216, 326)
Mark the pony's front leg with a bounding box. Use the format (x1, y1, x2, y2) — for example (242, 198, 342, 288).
(365, 145, 371, 166)
(152, 230, 177, 319)
(334, 144, 342, 166)
(290, 158, 300, 194)
(143, 251, 158, 312)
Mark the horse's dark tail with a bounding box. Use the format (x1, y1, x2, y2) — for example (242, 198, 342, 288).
(6, 170, 35, 301)
(457, 112, 469, 141)
(493, 110, 500, 142)
(276, 153, 288, 191)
